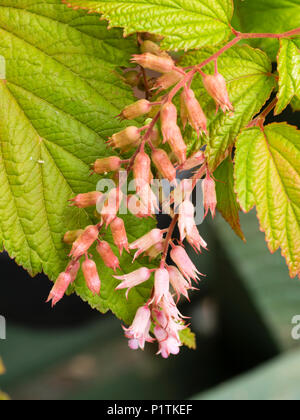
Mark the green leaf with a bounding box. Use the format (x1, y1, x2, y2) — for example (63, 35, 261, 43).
(179, 327, 196, 350)
(234, 123, 300, 278)
(0, 0, 155, 324)
(234, 0, 300, 61)
(214, 157, 245, 241)
(276, 39, 300, 114)
(63, 0, 234, 51)
(291, 96, 300, 111)
(180, 45, 275, 170)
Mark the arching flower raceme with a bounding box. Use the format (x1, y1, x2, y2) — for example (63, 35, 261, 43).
(123, 305, 154, 350)
(115, 267, 152, 299)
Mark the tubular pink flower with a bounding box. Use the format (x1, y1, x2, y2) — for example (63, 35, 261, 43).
(127, 195, 154, 219)
(129, 229, 164, 261)
(133, 151, 151, 193)
(181, 88, 208, 137)
(69, 225, 99, 260)
(66, 260, 81, 283)
(82, 258, 101, 295)
(110, 217, 129, 256)
(178, 200, 196, 241)
(154, 326, 182, 359)
(69, 192, 104, 209)
(47, 272, 72, 307)
(131, 53, 174, 73)
(160, 103, 187, 164)
(92, 157, 122, 174)
(151, 148, 177, 184)
(186, 225, 208, 254)
(170, 246, 202, 283)
(137, 183, 159, 215)
(167, 266, 193, 302)
(120, 99, 152, 120)
(101, 188, 123, 227)
(96, 240, 120, 272)
(160, 291, 185, 322)
(154, 71, 183, 92)
(202, 175, 217, 219)
(202, 72, 234, 114)
(115, 267, 152, 299)
(107, 126, 141, 151)
(153, 268, 170, 305)
(123, 305, 154, 350)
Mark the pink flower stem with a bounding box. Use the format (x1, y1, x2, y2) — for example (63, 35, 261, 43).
(160, 214, 179, 268)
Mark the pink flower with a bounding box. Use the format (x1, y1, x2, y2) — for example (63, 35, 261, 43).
(131, 53, 174, 73)
(69, 192, 104, 209)
(120, 99, 152, 120)
(160, 291, 185, 322)
(47, 272, 72, 307)
(82, 258, 101, 295)
(170, 246, 201, 283)
(178, 200, 196, 241)
(154, 71, 183, 92)
(137, 183, 159, 214)
(69, 225, 100, 260)
(129, 229, 164, 261)
(186, 225, 208, 253)
(66, 260, 81, 283)
(127, 195, 154, 219)
(110, 217, 129, 255)
(123, 305, 154, 350)
(160, 103, 187, 164)
(144, 242, 164, 261)
(151, 148, 177, 184)
(167, 266, 193, 301)
(153, 268, 170, 305)
(115, 267, 152, 299)
(101, 188, 123, 227)
(133, 151, 152, 193)
(96, 240, 120, 272)
(181, 88, 208, 137)
(92, 156, 122, 174)
(202, 72, 234, 114)
(202, 175, 217, 218)
(154, 326, 182, 359)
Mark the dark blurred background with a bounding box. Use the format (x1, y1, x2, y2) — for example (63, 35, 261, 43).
(0, 104, 300, 401)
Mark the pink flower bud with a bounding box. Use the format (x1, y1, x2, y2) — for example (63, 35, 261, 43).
(131, 53, 174, 73)
(129, 228, 164, 261)
(69, 225, 99, 259)
(101, 188, 123, 227)
(153, 268, 170, 305)
(92, 157, 122, 174)
(115, 267, 152, 299)
(120, 99, 152, 120)
(96, 241, 120, 272)
(181, 88, 208, 137)
(69, 192, 104, 208)
(178, 200, 196, 241)
(154, 71, 183, 92)
(167, 266, 192, 301)
(186, 225, 208, 254)
(170, 246, 201, 283)
(154, 326, 181, 358)
(202, 175, 217, 218)
(123, 305, 153, 350)
(110, 217, 129, 255)
(161, 103, 187, 164)
(202, 72, 234, 113)
(133, 151, 151, 193)
(47, 272, 72, 307)
(66, 260, 81, 283)
(63, 229, 84, 245)
(82, 258, 101, 295)
(107, 126, 140, 151)
(152, 149, 177, 184)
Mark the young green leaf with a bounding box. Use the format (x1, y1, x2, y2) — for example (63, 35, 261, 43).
(214, 157, 245, 241)
(63, 0, 234, 51)
(180, 45, 275, 170)
(179, 327, 196, 350)
(276, 39, 300, 115)
(0, 0, 155, 323)
(291, 96, 300, 112)
(234, 0, 300, 61)
(235, 123, 300, 278)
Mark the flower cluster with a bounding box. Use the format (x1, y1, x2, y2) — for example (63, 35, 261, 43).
(47, 37, 233, 358)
